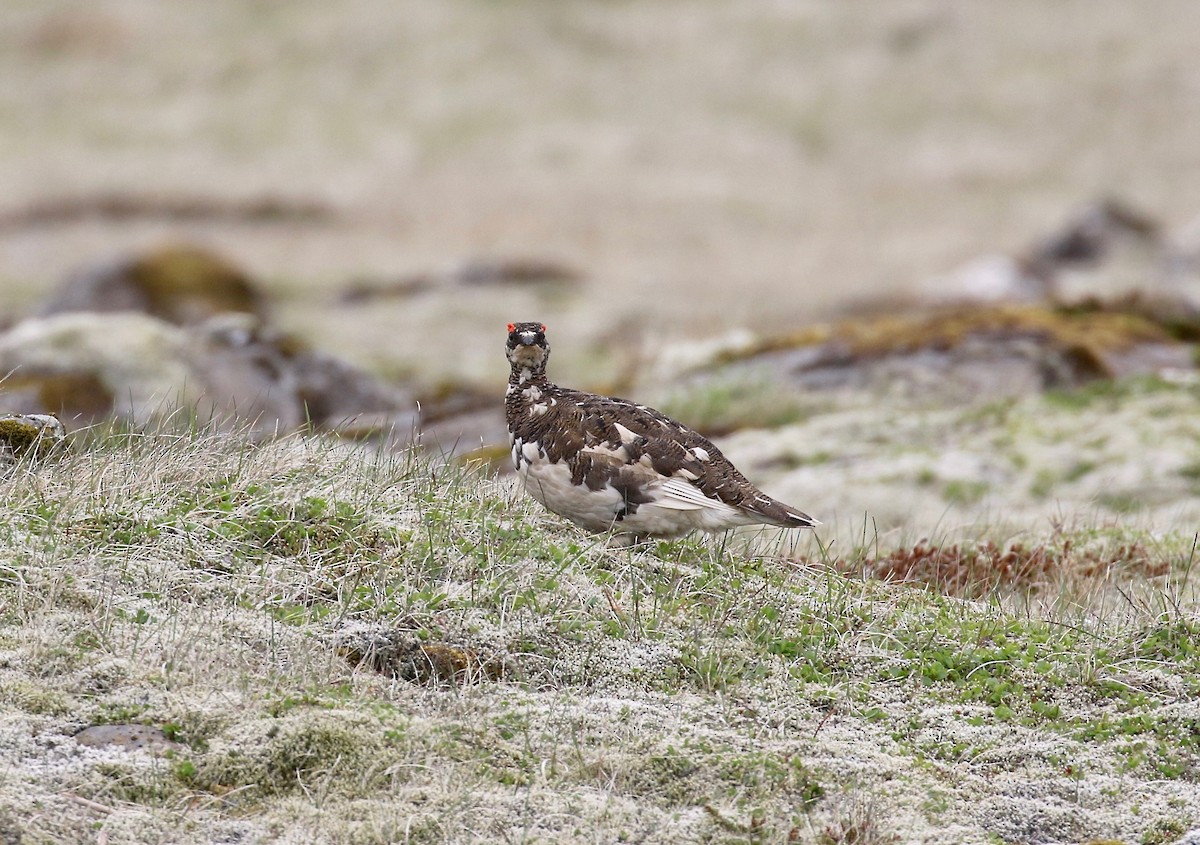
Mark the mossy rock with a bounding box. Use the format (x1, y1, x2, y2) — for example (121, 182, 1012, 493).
(74, 724, 181, 753)
(402, 643, 507, 684)
(0, 414, 65, 462)
(455, 442, 512, 471)
(129, 245, 264, 323)
(709, 303, 1192, 399)
(29, 371, 115, 420)
(732, 305, 1174, 372)
(41, 244, 266, 326)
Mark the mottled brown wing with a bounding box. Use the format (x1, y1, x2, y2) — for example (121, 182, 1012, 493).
(554, 389, 815, 527)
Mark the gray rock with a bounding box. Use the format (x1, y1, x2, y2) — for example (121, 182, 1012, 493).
(73, 724, 181, 753)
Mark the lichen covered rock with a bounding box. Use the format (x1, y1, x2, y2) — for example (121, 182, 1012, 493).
(0, 413, 65, 463)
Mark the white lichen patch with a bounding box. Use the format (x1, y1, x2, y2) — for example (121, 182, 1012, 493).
(720, 376, 1200, 550)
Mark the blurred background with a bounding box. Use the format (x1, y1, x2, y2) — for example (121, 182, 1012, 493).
(2, 0, 1199, 404)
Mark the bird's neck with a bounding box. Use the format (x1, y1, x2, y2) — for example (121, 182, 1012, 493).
(507, 364, 549, 391)
(506, 366, 552, 422)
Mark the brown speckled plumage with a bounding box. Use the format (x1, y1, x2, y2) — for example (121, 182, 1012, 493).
(505, 321, 818, 539)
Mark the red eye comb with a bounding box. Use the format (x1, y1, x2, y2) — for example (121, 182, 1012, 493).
(506, 323, 516, 332)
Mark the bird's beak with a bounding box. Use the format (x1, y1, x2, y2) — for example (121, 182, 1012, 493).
(518, 332, 538, 346)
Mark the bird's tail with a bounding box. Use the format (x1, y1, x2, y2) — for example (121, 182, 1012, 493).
(751, 496, 820, 529)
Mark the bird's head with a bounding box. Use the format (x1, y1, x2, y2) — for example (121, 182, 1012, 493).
(506, 321, 550, 374)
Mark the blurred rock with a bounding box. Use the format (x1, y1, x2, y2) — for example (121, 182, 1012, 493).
(1168, 212, 1200, 287)
(714, 304, 1194, 402)
(650, 328, 767, 380)
(339, 256, 580, 303)
(290, 346, 418, 439)
(454, 257, 579, 288)
(0, 312, 191, 425)
(186, 314, 305, 436)
(413, 382, 505, 456)
(1031, 199, 1167, 304)
(0, 312, 417, 439)
(1031, 198, 1159, 267)
(38, 244, 267, 326)
(339, 276, 433, 303)
(924, 198, 1198, 308)
(0, 193, 332, 228)
(1064, 290, 1200, 342)
(924, 254, 1048, 306)
(419, 405, 508, 458)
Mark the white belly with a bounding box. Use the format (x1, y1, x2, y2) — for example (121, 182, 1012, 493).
(516, 454, 763, 538)
(518, 459, 625, 532)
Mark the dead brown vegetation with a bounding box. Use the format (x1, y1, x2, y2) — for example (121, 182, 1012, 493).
(823, 533, 1169, 598)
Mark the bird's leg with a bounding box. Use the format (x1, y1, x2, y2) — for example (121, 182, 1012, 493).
(609, 533, 653, 550)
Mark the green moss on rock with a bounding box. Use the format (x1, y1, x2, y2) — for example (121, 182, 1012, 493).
(721, 304, 1180, 379)
(128, 245, 265, 324)
(0, 414, 66, 461)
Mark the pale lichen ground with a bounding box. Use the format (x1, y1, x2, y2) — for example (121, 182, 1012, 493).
(1, 381, 1198, 844)
(712, 373, 1200, 556)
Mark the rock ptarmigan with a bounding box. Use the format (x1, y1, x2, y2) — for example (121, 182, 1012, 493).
(505, 321, 818, 541)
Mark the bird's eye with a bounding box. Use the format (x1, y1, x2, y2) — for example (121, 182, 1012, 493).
(539, 323, 547, 332)
(506, 323, 516, 333)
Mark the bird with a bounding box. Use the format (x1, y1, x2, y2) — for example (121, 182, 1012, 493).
(504, 321, 818, 542)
